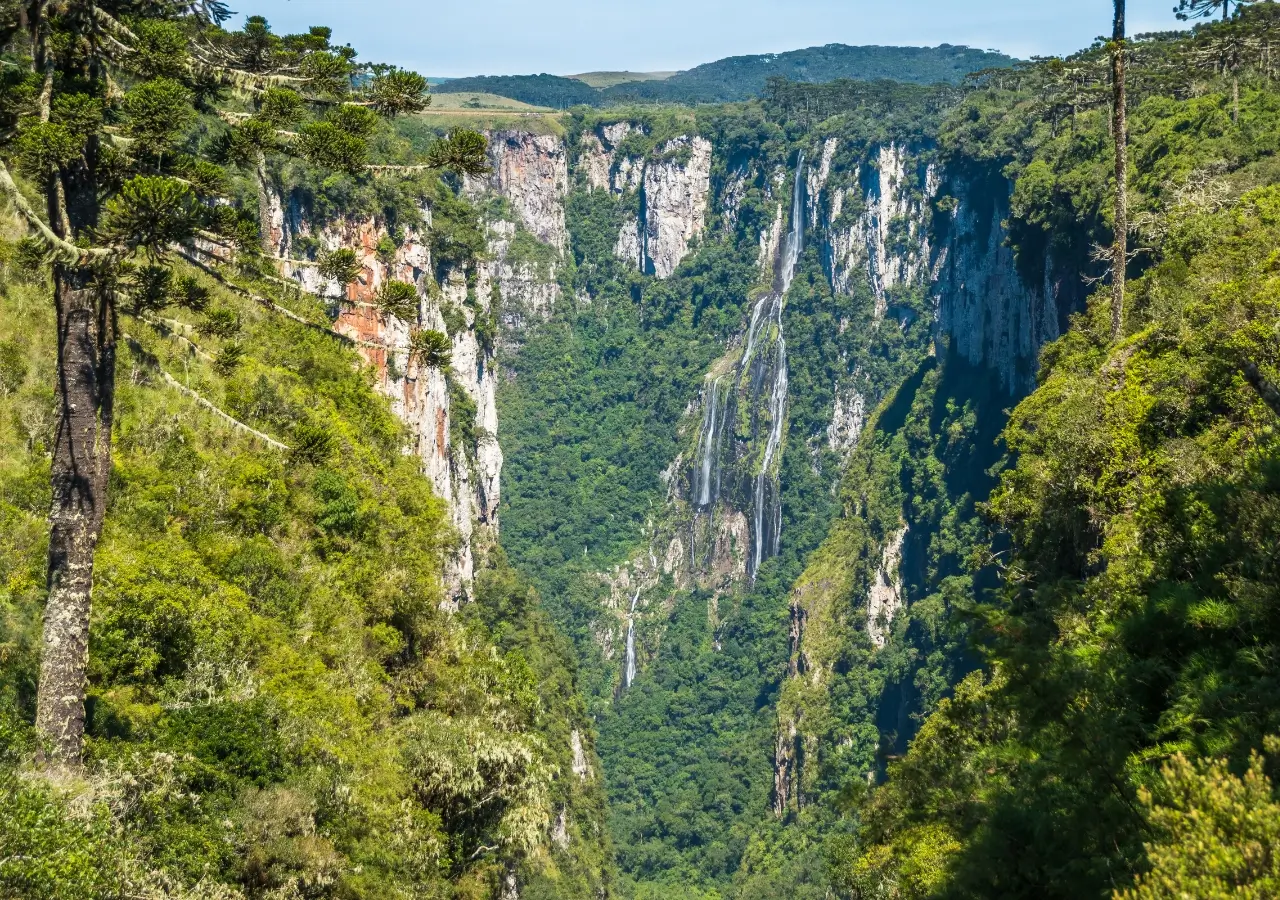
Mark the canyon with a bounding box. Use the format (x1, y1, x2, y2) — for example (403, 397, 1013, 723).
(4, 7, 1271, 898)
(264, 105, 1077, 896)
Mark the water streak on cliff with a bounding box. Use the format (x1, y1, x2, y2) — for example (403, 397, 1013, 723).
(694, 374, 729, 509)
(747, 152, 804, 580)
(623, 587, 641, 690)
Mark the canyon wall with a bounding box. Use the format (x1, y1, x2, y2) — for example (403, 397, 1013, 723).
(273, 120, 1063, 675)
(932, 174, 1066, 393)
(771, 158, 1071, 818)
(272, 128, 566, 601)
(580, 123, 715, 278)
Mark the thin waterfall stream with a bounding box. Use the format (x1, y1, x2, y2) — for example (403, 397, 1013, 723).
(748, 152, 805, 580)
(686, 153, 806, 583)
(623, 587, 641, 690)
(694, 374, 728, 509)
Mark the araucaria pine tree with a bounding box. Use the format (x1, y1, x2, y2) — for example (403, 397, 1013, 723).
(1174, 0, 1254, 21)
(0, 2, 486, 769)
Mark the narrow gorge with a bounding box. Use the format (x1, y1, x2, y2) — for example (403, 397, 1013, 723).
(154, 92, 1118, 898)
(251, 88, 1083, 893)
(3, 9, 1279, 900)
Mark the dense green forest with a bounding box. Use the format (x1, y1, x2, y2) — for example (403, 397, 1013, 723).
(5, 0, 1280, 899)
(435, 44, 1016, 108)
(433, 74, 602, 110)
(0, 3, 608, 898)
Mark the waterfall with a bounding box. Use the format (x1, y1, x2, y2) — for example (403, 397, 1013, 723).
(747, 152, 804, 581)
(694, 374, 728, 509)
(687, 152, 805, 583)
(623, 587, 641, 690)
(779, 152, 806, 296)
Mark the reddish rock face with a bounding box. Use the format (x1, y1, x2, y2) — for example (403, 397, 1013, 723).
(267, 130, 568, 602)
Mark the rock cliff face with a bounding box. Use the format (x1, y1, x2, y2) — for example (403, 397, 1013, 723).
(469, 131, 570, 252)
(274, 212, 498, 602)
(767, 156, 1083, 817)
(640, 137, 714, 278)
(823, 142, 937, 319)
(582, 127, 714, 279)
(866, 526, 908, 649)
(579, 121, 638, 193)
(931, 175, 1064, 393)
(817, 147, 1065, 392)
(481, 218, 562, 337)
(270, 129, 565, 601)
(827, 383, 866, 456)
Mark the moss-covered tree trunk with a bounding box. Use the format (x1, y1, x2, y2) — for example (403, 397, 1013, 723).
(255, 153, 276, 256)
(36, 264, 115, 768)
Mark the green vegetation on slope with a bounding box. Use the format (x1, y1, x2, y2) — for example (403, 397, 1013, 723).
(842, 181, 1280, 900)
(497, 7, 1280, 898)
(0, 239, 606, 898)
(0, 4, 608, 897)
(826, 8, 1280, 899)
(570, 72, 678, 90)
(602, 44, 1016, 104)
(435, 74, 603, 109)
(498, 94, 945, 896)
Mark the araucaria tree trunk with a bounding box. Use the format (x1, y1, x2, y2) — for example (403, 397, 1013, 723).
(255, 152, 281, 256)
(1111, 0, 1128, 341)
(36, 264, 115, 767)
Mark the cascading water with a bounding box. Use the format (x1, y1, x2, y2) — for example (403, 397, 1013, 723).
(747, 152, 804, 580)
(686, 152, 806, 583)
(694, 374, 728, 509)
(623, 587, 641, 690)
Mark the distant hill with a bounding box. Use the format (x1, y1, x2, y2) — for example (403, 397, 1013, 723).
(434, 74, 601, 109)
(435, 44, 1018, 109)
(600, 44, 1017, 103)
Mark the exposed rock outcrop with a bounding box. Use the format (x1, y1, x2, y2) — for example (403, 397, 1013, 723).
(268, 130, 566, 602)
(571, 729, 593, 781)
(867, 526, 908, 648)
(606, 134, 714, 278)
(478, 218, 561, 336)
(828, 384, 867, 456)
(261, 176, 290, 259)
(469, 131, 569, 252)
(614, 219, 642, 270)
(825, 143, 936, 318)
(579, 121, 638, 193)
(642, 137, 714, 278)
(275, 214, 497, 602)
(931, 175, 1065, 393)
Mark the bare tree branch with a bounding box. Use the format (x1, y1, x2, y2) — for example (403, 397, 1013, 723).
(175, 248, 355, 346)
(139, 316, 216, 362)
(89, 5, 138, 45)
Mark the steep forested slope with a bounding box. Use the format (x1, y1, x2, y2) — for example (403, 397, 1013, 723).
(814, 8, 1280, 899)
(600, 44, 1016, 103)
(0, 237, 609, 898)
(6, 2, 1280, 899)
(486, 91, 956, 898)
(0, 6, 610, 899)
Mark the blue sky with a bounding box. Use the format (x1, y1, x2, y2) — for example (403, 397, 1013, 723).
(236, 0, 1191, 78)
